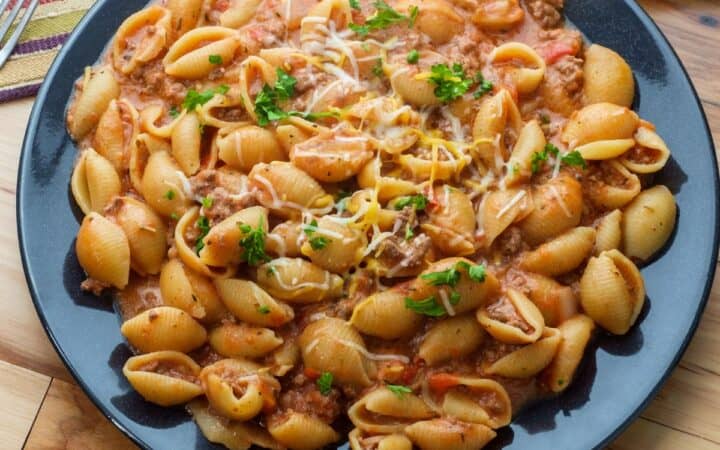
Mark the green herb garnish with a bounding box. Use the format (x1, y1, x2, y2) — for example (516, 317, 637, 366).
(473, 72, 493, 99)
(386, 384, 413, 397)
(421, 266, 461, 287)
(406, 49, 419, 64)
(238, 218, 269, 266)
(194, 216, 211, 254)
(531, 143, 586, 173)
(317, 372, 333, 395)
(164, 190, 176, 200)
(455, 261, 487, 282)
(394, 194, 428, 211)
(208, 54, 223, 65)
(560, 150, 587, 169)
(372, 59, 384, 77)
(429, 63, 472, 103)
(182, 85, 229, 111)
(169, 106, 180, 118)
(201, 196, 213, 208)
(257, 305, 271, 314)
(349, 0, 418, 36)
(404, 225, 414, 241)
(309, 236, 331, 250)
(349, 0, 361, 10)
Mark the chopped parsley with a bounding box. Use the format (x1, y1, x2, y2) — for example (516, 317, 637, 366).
(407, 49, 419, 64)
(201, 196, 213, 208)
(473, 72, 494, 99)
(238, 218, 270, 266)
(309, 236, 331, 250)
(254, 68, 336, 125)
(164, 189, 176, 200)
(404, 224, 414, 241)
(274, 67, 297, 101)
(182, 85, 229, 111)
(266, 266, 276, 276)
(450, 291, 461, 303)
(317, 372, 333, 395)
(456, 261, 487, 282)
(303, 219, 319, 236)
(372, 58, 384, 78)
(349, 0, 418, 36)
(194, 216, 211, 254)
(208, 54, 223, 65)
(404, 294, 459, 317)
(540, 113, 551, 125)
(429, 63, 473, 103)
(349, 0, 361, 10)
(531, 143, 587, 174)
(170, 212, 179, 220)
(169, 106, 180, 118)
(257, 305, 271, 315)
(386, 384, 412, 397)
(394, 194, 428, 211)
(421, 266, 461, 287)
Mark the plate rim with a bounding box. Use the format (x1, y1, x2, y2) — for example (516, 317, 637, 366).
(15, 0, 720, 449)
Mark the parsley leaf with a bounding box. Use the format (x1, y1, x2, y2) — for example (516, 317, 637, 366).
(254, 69, 337, 125)
(349, 0, 361, 9)
(195, 216, 211, 255)
(540, 113, 551, 125)
(201, 196, 213, 208)
(394, 194, 428, 211)
(274, 68, 297, 101)
(170, 212, 179, 220)
(257, 305, 271, 314)
(309, 236, 331, 250)
(530, 143, 559, 174)
(169, 106, 180, 118)
(386, 384, 413, 397)
(208, 54, 223, 65)
(429, 63, 473, 103)
(455, 261, 487, 283)
(372, 58, 384, 77)
(404, 224, 414, 241)
(349, 0, 417, 36)
(560, 150, 587, 169)
(473, 74, 494, 99)
(317, 372, 333, 395)
(406, 49, 419, 64)
(404, 296, 446, 317)
(182, 85, 229, 111)
(450, 291, 461, 303)
(421, 266, 461, 287)
(164, 190, 176, 200)
(303, 219, 319, 236)
(238, 218, 269, 266)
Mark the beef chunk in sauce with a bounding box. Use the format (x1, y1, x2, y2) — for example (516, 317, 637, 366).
(525, 0, 564, 29)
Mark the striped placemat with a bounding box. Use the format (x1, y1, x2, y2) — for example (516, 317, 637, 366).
(0, 0, 95, 102)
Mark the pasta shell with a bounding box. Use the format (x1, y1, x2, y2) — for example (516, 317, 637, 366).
(188, 399, 284, 450)
(411, 257, 501, 315)
(622, 185, 677, 261)
(275, 124, 311, 154)
(200, 359, 280, 421)
(594, 209, 622, 255)
(113, 6, 171, 74)
(163, 26, 240, 79)
(586, 160, 641, 209)
(198, 206, 269, 267)
(257, 257, 344, 303)
(217, 126, 286, 173)
(619, 126, 671, 174)
(350, 288, 424, 340)
(299, 318, 377, 387)
(68, 66, 120, 139)
(174, 207, 237, 278)
(518, 226, 596, 276)
(471, 0, 523, 30)
(129, 133, 171, 193)
(562, 102, 639, 148)
(544, 314, 595, 393)
(504, 120, 546, 187)
(167, 0, 204, 38)
(357, 158, 418, 202)
(122, 351, 202, 406)
(93, 99, 139, 171)
(265, 221, 303, 258)
(439, 377, 511, 428)
(209, 323, 283, 358)
(120, 306, 207, 352)
(348, 387, 435, 434)
(398, 0, 462, 44)
(290, 127, 375, 183)
(248, 162, 333, 219)
(471, 89, 523, 165)
(75, 212, 130, 289)
(300, 216, 367, 273)
(238, 56, 278, 123)
(522, 271, 578, 327)
(171, 111, 202, 176)
(518, 172, 583, 245)
(476, 188, 533, 247)
(419, 314, 485, 366)
(110, 197, 168, 276)
(583, 44, 635, 108)
(477, 289, 545, 344)
(389, 62, 440, 107)
(422, 186, 476, 256)
(71, 148, 121, 215)
(485, 328, 562, 378)
(141, 151, 191, 218)
(350, 430, 413, 450)
(139, 104, 187, 139)
(214, 278, 294, 327)
(489, 42, 546, 94)
(159, 259, 227, 324)
(220, 0, 263, 27)
(579, 249, 645, 335)
(268, 412, 340, 450)
(268, 340, 300, 377)
(575, 138, 635, 160)
(405, 419, 496, 450)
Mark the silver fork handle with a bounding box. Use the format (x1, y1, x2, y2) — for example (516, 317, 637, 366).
(0, 0, 40, 69)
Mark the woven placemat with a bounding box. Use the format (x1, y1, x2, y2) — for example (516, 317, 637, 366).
(0, 0, 94, 102)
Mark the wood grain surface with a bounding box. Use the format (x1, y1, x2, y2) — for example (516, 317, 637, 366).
(1, 0, 718, 448)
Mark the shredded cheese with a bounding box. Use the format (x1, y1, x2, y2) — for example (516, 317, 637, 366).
(495, 190, 527, 219)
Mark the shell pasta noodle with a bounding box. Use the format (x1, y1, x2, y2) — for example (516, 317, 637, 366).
(64, 0, 679, 448)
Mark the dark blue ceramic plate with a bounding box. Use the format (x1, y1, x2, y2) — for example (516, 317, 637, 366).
(16, 0, 719, 449)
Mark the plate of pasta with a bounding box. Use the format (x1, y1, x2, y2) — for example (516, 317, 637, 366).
(16, 0, 719, 449)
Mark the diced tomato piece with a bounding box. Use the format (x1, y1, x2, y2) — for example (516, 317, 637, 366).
(304, 367, 321, 379)
(428, 373, 460, 394)
(541, 41, 577, 65)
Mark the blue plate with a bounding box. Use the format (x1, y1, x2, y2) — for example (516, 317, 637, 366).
(16, 1, 719, 449)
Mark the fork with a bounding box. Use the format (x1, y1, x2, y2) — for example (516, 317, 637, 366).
(0, 0, 40, 70)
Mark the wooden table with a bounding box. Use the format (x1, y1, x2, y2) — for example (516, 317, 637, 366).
(0, 0, 717, 448)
